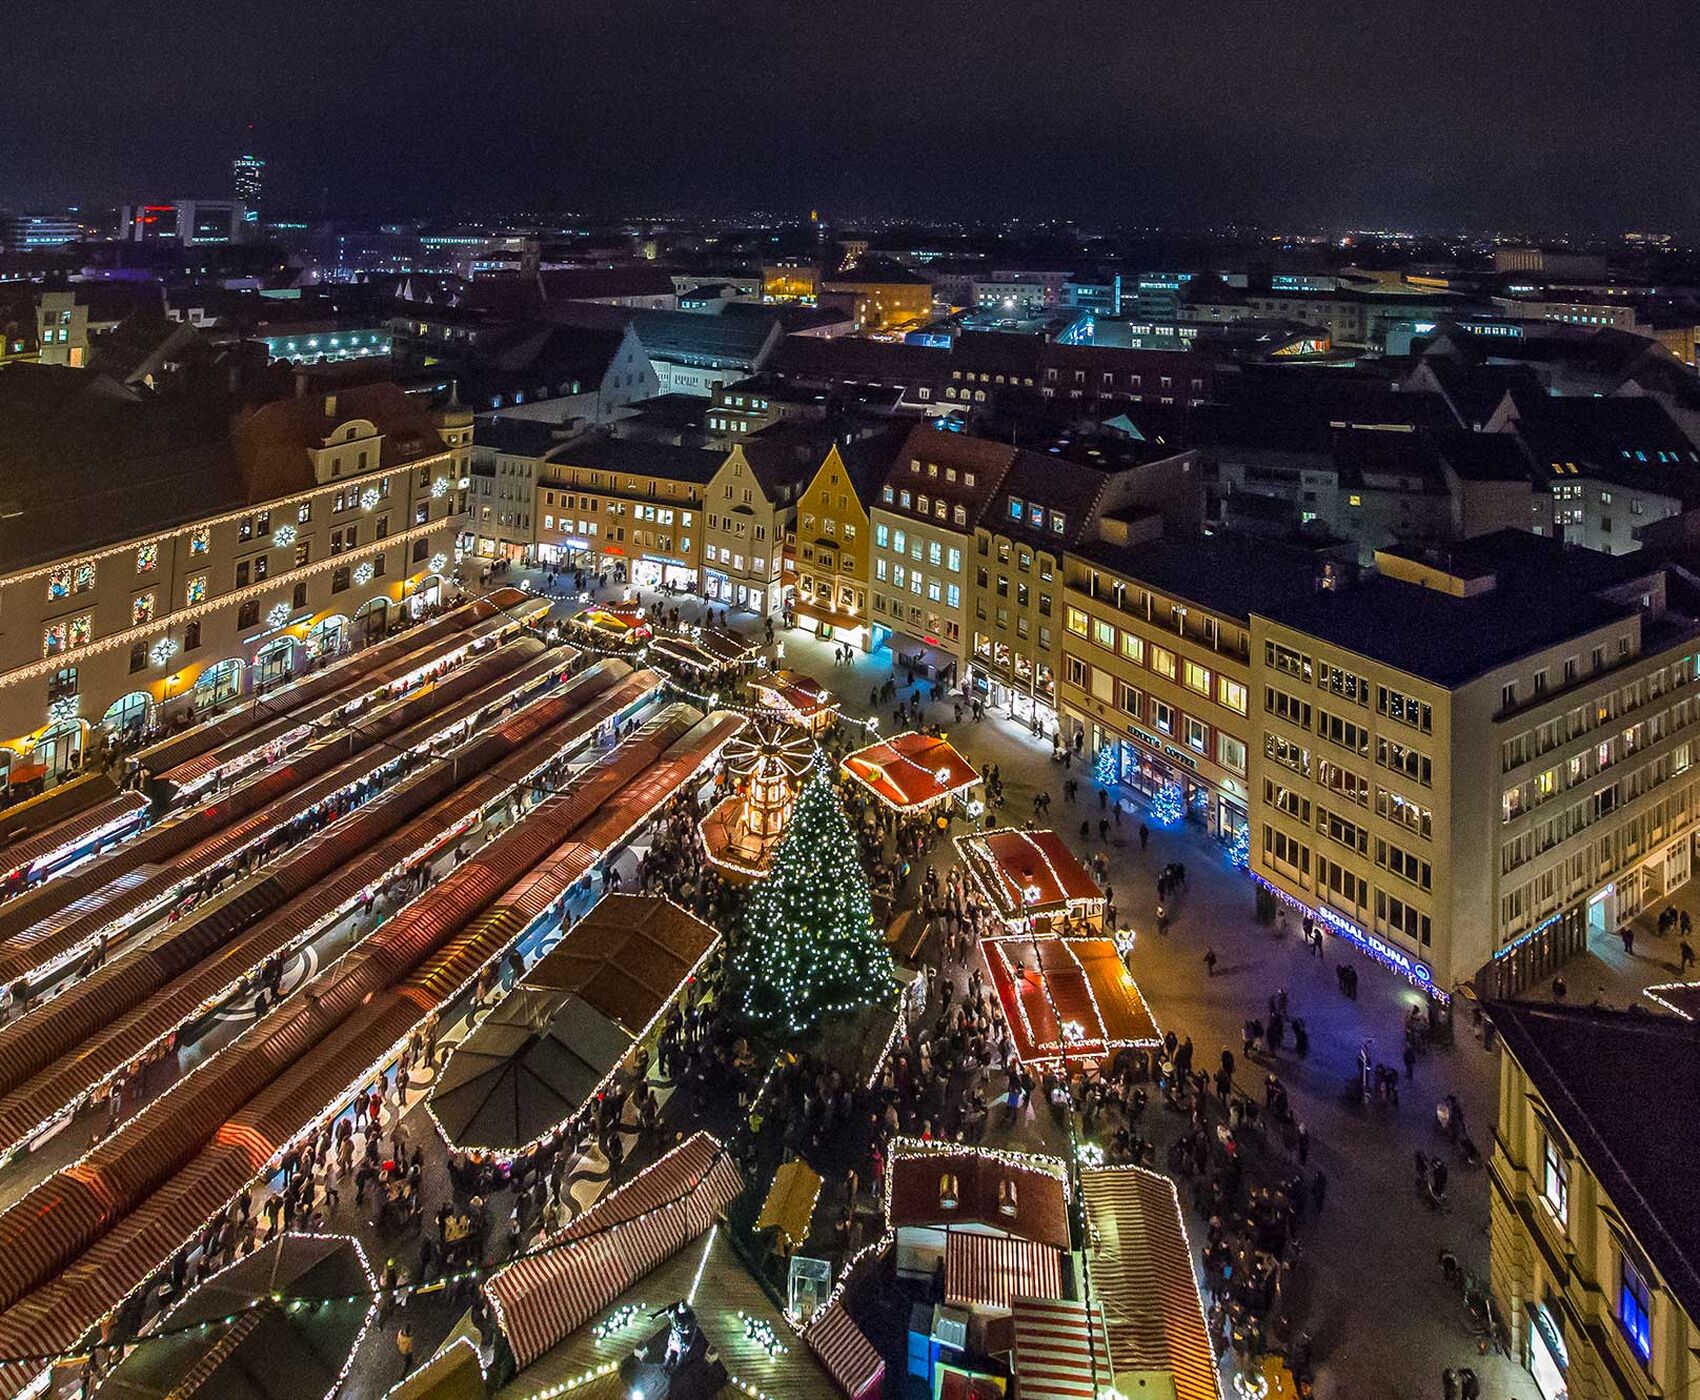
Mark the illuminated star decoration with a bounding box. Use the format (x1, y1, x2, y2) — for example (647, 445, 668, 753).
(149, 637, 179, 666)
(267, 602, 292, 630)
(272, 524, 296, 548)
(353, 562, 374, 586)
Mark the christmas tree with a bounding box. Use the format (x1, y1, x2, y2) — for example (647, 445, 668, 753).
(734, 765, 895, 1035)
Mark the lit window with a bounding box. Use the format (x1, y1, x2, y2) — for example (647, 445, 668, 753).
(136, 542, 158, 574)
(186, 575, 207, 606)
(1541, 1135, 1569, 1227)
(1619, 1255, 1652, 1363)
(132, 592, 156, 625)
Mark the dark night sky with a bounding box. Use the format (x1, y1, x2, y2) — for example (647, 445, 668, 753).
(4, 0, 1697, 230)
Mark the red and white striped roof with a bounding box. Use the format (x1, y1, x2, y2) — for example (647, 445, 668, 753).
(1011, 1296, 1112, 1400)
(944, 1231, 1063, 1312)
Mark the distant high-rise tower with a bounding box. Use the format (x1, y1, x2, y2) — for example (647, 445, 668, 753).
(232, 152, 264, 226)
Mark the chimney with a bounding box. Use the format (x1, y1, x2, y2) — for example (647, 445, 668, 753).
(323, 393, 338, 418)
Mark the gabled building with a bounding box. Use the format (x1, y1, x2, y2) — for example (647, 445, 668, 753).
(869, 427, 1020, 672)
(701, 438, 818, 617)
(792, 429, 907, 651)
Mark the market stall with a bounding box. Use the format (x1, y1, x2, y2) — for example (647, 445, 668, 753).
(751, 669, 841, 735)
(840, 731, 976, 813)
(955, 828, 1105, 931)
(982, 935, 1161, 1068)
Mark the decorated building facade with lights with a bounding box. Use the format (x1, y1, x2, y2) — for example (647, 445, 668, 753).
(0, 379, 471, 785)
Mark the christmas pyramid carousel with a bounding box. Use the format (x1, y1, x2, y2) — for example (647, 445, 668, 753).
(698, 719, 816, 882)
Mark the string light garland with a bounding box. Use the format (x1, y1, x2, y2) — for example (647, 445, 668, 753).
(591, 1303, 642, 1340)
(737, 1311, 787, 1357)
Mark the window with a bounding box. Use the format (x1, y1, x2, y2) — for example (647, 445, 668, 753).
(1266, 687, 1312, 727)
(1150, 646, 1177, 681)
(413, 539, 429, 562)
(1184, 716, 1207, 753)
(1265, 733, 1311, 777)
(1541, 1135, 1569, 1227)
(1218, 734, 1246, 773)
(1066, 656, 1087, 687)
(1266, 640, 1313, 682)
(1066, 606, 1089, 637)
(42, 621, 68, 657)
(47, 666, 77, 703)
(1152, 700, 1174, 735)
(132, 592, 155, 625)
(1120, 632, 1145, 665)
(189, 527, 209, 556)
(1184, 660, 1211, 695)
(331, 566, 351, 594)
(1092, 619, 1116, 650)
(1378, 685, 1433, 732)
(238, 600, 260, 628)
(1219, 677, 1248, 715)
(1617, 1255, 1653, 1364)
(135, 542, 158, 574)
(186, 574, 206, 606)
(292, 581, 308, 609)
(1377, 737, 1433, 787)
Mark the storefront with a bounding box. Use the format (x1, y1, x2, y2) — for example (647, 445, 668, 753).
(408, 573, 445, 617)
(305, 614, 348, 660)
(630, 554, 695, 593)
(1526, 1301, 1568, 1400)
(100, 691, 155, 738)
(253, 637, 298, 690)
(1094, 721, 1244, 842)
(533, 537, 593, 569)
(354, 596, 390, 642)
(193, 657, 245, 711)
(30, 718, 87, 779)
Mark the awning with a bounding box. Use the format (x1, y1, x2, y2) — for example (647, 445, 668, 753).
(805, 1296, 885, 1400)
(0, 792, 149, 881)
(1080, 1166, 1219, 1400)
(484, 1132, 742, 1368)
(1010, 1296, 1111, 1400)
(757, 1159, 823, 1252)
(944, 1231, 1063, 1311)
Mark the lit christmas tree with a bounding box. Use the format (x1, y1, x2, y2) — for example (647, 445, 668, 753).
(1150, 778, 1184, 828)
(734, 765, 895, 1035)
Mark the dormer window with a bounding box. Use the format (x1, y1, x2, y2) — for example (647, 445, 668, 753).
(998, 1178, 1019, 1218)
(939, 1174, 960, 1211)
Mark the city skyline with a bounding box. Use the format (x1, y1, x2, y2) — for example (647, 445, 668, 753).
(3, 0, 1698, 231)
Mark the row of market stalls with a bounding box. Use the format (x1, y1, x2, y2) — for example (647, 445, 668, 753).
(881, 1139, 1220, 1400)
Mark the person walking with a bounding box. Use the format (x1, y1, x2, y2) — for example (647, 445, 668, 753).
(1138, 822, 1149, 851)
(1683, 939, 1696, 973)
(1203, 947, 1218, 978)
(396, 1324, 415, 1377)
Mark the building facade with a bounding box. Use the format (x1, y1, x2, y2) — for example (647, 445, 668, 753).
(792, 442, 881, 650)
(0, 382, 470, 781)
(1248, 533, 1700, 997)
(1488, 1001, 1700, 1400)
(702, 443, 811, 618)
(533, 436, 718, 591)
(869, 430, 1019, 673)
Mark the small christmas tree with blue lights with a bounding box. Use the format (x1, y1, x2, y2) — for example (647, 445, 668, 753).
(1229, 822, 1250, 869)
(734, 766, 895, 1035)
(1150, 779, 1184, 828)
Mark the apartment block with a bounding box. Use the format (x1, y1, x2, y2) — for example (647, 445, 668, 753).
(1248, 531, 1700, 996)
(0, 379, 470, 781)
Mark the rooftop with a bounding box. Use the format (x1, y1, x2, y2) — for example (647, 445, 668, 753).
(544, 432, 727, 486)
(1073, 530, 1328, 623)
(1259, 528, 1680, 687)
